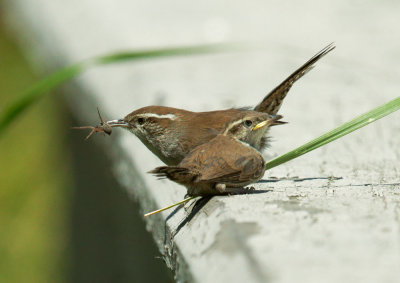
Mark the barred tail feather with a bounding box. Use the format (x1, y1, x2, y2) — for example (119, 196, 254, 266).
(148, 166, 197, 184)
(255, 42, 335, 114)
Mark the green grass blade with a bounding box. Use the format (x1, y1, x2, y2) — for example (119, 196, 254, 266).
(144, 196, 196, 217)
(0, 43, 232, 135)
(92, 43, 232, 64)
(266, 96, 400, 170)
(0, 64, 83, 134)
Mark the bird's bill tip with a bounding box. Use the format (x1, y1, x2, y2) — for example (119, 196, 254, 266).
(253, 115, 285, 130)
(106, 119, 130, 128)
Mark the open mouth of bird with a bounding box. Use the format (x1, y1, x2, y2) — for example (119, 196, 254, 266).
(253, 115, 287, 131)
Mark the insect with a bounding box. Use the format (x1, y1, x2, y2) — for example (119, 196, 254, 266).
(72, 107, 112, 140)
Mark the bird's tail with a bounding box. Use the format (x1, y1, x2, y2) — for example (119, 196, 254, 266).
(254, 42, 335, 114)
(148, 166, 197, 184)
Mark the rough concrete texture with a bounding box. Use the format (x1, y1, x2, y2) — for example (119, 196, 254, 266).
(5, 0, 400, 282)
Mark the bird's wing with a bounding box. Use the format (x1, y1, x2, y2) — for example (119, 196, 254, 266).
(199, 155, 265, 185)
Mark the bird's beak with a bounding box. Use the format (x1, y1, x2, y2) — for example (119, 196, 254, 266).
(105, 119, 130, 128)
(253, 115, 287, 131)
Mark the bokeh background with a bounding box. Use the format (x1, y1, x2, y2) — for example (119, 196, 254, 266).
(0, 16, 171, 283)
(0, 20, 70, 282)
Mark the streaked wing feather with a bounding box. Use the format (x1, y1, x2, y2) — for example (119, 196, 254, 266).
(199, 156, 263, 184)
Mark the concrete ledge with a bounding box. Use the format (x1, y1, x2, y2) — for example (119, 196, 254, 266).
(4, 1, 400, 282)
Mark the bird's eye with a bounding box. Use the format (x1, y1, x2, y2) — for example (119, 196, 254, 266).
(244, 120, 253, 127)
(137, 117, 145, 125)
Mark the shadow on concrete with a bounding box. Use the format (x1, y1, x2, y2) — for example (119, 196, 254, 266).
(259, 176, 343, 183)
(167, 187, 273, 238)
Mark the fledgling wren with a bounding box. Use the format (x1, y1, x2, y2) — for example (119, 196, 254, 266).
(76, 43, 334, 165)
(149, 112, 283, 196)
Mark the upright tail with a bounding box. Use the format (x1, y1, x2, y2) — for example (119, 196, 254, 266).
(254, 42, 335, 114)
(148, 166, 197, 184)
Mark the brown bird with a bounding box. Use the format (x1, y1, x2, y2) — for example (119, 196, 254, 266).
(149, 112, 284, 196)
(75, 43, 334, 165)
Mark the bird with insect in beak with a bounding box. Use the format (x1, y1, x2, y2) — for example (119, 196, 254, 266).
(149, 112, 285, 196)
(74, 43, 334, 165)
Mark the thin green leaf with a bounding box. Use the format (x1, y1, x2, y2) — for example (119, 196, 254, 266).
(0, 64, 83, 134)
(266, 96, 400, 170)
(92, 43, 233, 64)
(144, 196, 196, 217)
(0, 43, 233, 135)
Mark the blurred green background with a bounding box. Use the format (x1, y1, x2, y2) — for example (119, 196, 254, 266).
(0, 19, 170, 283)
(0, 19, 70, 282)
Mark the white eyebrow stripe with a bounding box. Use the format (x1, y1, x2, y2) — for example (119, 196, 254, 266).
(223, 118, 245, 134)
(137, 113, 177, 120)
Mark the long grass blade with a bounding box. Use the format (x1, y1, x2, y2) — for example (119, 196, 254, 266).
(266, 96, 400, 170)
(0, 43, 233, 135)
(144, 196, 196, 217)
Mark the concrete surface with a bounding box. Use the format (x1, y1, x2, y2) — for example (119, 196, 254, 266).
(4, 0, 400, 282)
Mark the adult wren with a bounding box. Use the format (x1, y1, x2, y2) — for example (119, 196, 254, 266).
(76, 43, 334, 165)
(149, 112, 283, 196)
